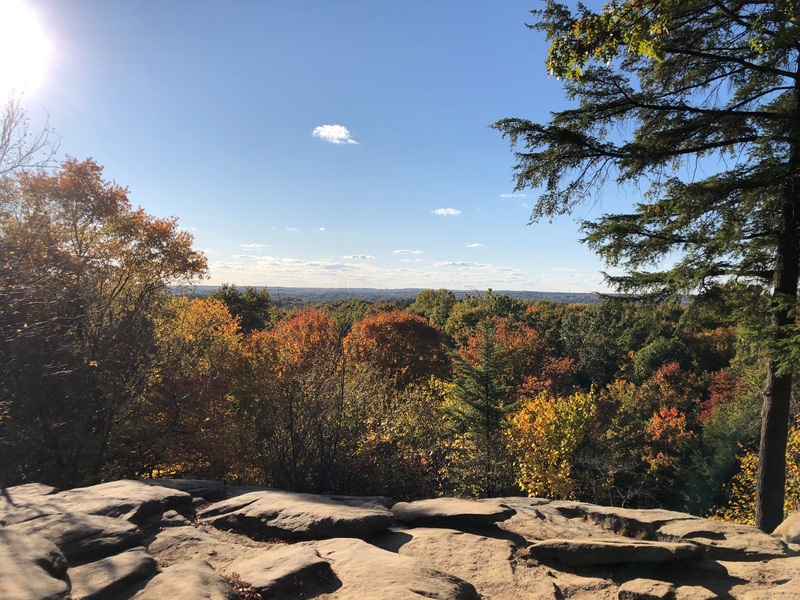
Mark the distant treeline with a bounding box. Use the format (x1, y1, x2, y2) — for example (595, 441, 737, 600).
(180, 285, 604, 307)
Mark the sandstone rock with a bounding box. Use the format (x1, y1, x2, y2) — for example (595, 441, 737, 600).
(315, 537, 480, 599)
(199, 489, 395, 541)
(0, 529, 70, 600)
(572, 504, 697, 539)
(147, 525, 242, 568)
(226, 543, 334, 596)
(742, 578, 800, 599)
(617, 578, 675, 599)
(55, 480, 194, 524)
(133, 559, 238, 600)
(656, 518, 788, 560)
(375, 526, 610, 600)
(391, 497, 515, 528)
(68, 546, 157, 599)
(5, 512, 142, 564)
(772, 511, 800, 544)
(143, 478, 228, 501)
(157, 509, 192, 527)
(674, 585, 718, 600)
(527, 537, 698, 566)
(0, 483, 64, 525)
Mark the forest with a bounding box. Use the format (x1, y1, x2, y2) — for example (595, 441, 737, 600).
(1, 152, 797, 527)
(4, 0, 800, 538)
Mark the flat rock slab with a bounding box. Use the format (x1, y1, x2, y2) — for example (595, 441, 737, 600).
(772, 511, 800, 544)
(1, 480, 193, 526)
(226, 544, 333, 596)
(391, 498, 515, 528)
(0, 529, 69, 600)
(68, 546, 157, 600)
(568, 503, 697, 539)
(315, 537, 480, 600)
(375, 526, 607, 600)
(198, 489, 395, 541)
(657, 519, 788, 561)
(133, 559, 238, 600)
(618, 578, 675, 599)
(55, 480, 194, 524)
(742, 578, 800, 599)
(143, 479, 228, 501)
(527, 537, 698, 566)
(5, 512, 142, 564)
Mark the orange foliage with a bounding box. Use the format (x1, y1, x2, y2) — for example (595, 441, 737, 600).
(344, 310, 451, 388)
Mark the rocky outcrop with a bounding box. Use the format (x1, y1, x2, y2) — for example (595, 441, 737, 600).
(1, 479, 798, 599)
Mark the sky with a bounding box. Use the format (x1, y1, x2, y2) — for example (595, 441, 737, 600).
(5, 0, 625, 293)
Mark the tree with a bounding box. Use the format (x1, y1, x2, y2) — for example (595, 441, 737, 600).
(209, 283, 272, 333)
(0, 93, 58, 176)
(495, 0, 800, 532)
(344, 310, 451, 390)
(408, 288, 457, 330)
(445, 322, 519, 497)
(0, 158, 206, 486)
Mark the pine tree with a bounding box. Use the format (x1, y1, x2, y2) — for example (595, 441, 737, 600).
(494, 0, 800, 531)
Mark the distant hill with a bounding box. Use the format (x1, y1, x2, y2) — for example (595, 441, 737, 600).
(180, 285, 603, 306)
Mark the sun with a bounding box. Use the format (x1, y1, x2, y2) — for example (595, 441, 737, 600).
(0, 0, 53, 96)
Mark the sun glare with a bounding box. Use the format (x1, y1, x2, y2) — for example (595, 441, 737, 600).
(0, 0, 53, 96)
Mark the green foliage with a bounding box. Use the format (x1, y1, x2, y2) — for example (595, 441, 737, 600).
(495, 0, 800, 531)
(408, 288, 457, 330)
(444, 322, 519, 497)
(209, 283, 272, 334)
(633, 337, 696, 383)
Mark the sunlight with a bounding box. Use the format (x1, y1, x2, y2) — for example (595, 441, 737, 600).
(0, 0, 53, 96)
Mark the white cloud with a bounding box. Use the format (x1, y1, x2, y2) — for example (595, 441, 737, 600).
(286, 228, 298, 231)
(465, 243, 485, 248)
(432, 208, 461, 216)
(344, 255, 375, 260)
(500, 193, 527, 198)
(240, 243, 269, 248)
(232, 254, 266, 259)
(319, 227, 326, 232)
(393, 249, 423, 255)
(312, 124, 359, 145)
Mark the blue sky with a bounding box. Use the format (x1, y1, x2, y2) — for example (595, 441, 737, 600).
(11, 0, 623, 292)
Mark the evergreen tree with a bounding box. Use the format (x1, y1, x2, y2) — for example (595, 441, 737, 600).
(495, 0, 800, 532)
(209, 283, 271, 333)
(446, 322, 518, 496)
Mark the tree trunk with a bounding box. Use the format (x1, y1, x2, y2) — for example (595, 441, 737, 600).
(756, 115, 800, 531)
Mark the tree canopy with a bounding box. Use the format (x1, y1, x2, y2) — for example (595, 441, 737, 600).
(494, 0, 800, 532)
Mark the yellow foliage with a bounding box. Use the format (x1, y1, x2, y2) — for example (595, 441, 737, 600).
(509, 389, 596, 499)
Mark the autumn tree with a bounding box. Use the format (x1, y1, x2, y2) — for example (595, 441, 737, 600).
(0, 158, 206, 486)
(344, 310, 451, 390)
(239, 308, 378, 493)
(495, 0, 800, 531)
(110, 296, 247, 481)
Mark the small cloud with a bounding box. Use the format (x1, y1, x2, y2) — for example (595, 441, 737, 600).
(516, 202, 529, 208)
(319, 227, 326, 232)
(344, 255, 375, 260)
(240, 243, 269, 248)
(286, 227, 298, 231)
(500, 193, 526, 198)
(432, 208, 461, 216)
(465, 243, 485, 248)
(232, 254, 262, 259)
(393, 249, 423, 255)
(312, 124, 359, 145)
